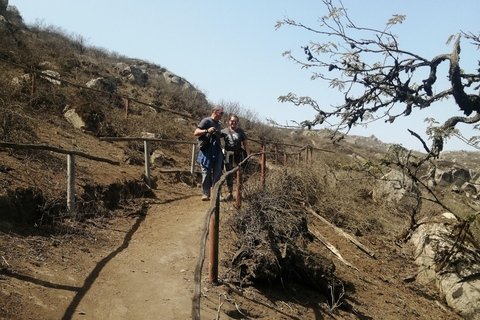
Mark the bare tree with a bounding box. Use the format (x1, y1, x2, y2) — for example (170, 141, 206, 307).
(276, 0, 480, 156)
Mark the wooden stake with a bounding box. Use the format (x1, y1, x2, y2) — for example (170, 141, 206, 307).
(144, 140, 151, 187)
(67, 154, 75, 215)
(191, 144, 197, 176)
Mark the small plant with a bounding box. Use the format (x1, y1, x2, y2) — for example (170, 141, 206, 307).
(328, 282, 344, 311)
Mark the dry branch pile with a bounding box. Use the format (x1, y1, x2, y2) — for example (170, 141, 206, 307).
(223, 168, 342, 296)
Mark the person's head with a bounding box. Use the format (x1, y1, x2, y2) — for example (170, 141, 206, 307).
(211, 105, 224, 121)
(229, 114, 239, 130)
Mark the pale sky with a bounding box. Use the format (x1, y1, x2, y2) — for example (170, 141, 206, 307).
(8, 0, 480, 151)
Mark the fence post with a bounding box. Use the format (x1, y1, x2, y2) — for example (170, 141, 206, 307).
(261, 145, 266, 187)
(305, 147, 308, 166)
(297, 152, 300, 166)
(284, 153, 287, 167)
(235, 170, 241, 209)
(125, 98, 130, 121)
(310, 147, 313, 166)
(209, 193, 220, 283)
(144, 140, 151, 187)
(191, 143, 197, 176)
(30, 72, 35, 98)
(275, 144, 278, 165)
(67, 154, 75, 214)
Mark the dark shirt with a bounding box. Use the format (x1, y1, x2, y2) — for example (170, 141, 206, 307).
(221, 127, 247, 152)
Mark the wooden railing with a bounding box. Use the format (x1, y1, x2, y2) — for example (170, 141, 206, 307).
(99, 137, 198, 187)
(0, 142, 119, 214)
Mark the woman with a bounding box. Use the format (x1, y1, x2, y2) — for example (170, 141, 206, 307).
(221, 114, 250, 200)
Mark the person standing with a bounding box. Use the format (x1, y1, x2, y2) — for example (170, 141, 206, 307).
(221, 114, 250, 201)
(194, 105, 224, 201)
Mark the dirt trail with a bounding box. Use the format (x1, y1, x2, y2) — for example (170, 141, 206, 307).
(67, 190, 215, 320)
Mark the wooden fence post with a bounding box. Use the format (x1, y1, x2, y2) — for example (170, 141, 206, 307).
(67, 154, 75, 214)
(310, 147, 313, 166)
(191, 143, 197, 176)
(209, 194, 220, 283)
(144, 140, 151, 187)
(30, 72, 35, 98)
(261, 145, 266, 188)
(274, 144, 278, 165)
(297, 152, 300, 166)
(235, 170, 241, 209)
(125, 98, 130, 121)
(305, 147, 308, 166)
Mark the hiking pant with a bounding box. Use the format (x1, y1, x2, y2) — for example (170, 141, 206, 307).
(201, 158, 224, 196)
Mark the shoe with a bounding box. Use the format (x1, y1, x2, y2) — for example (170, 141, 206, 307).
(227, 193, 234, 201)
(201, 194, 210, 201)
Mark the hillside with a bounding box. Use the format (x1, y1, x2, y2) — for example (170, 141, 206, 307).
(1, 5, 480, 320)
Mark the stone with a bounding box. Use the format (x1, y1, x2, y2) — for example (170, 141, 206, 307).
(409, 213, 480, 319)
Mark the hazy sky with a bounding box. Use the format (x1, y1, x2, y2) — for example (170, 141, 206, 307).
(8, 0, 480, 151)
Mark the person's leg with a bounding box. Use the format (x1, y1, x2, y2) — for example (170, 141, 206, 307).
(225, 158, 234, 194)
(201, 164, 212, 197)
(212, 157, 224, 188)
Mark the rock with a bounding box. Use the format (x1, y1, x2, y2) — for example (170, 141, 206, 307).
(63, 106, 86, 130)
(141, 132, 157, 139)
(409, 213, 480, 320)
(163, 71, 183, 85)
(40, 70, 61, 85)
(435, 170, 453, 187)
(452, 168, 470, 187)
(461, 182, 477, 196)
(86, 77, 120, 94)
(129, 66, 148, 87)
(372, 170, 420, 215)
(150, 149, 175, 167)
(11, 74, 30, 86)
(63, 105, 105, 132)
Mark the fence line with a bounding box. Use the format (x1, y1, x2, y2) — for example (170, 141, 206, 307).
(0, 142, 119, 214)
(99, 137, 198, 186)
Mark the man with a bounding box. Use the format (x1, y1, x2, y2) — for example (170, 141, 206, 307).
(221, 114, 250, 201)
(194, 105, 224, 201)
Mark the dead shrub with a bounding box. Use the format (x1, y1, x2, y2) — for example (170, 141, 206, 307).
(223, 167, 340, 293)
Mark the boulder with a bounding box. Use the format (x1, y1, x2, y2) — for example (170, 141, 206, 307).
(461, 182, 477, 197)
(372, 170, 420, 215)
(452, 168, 470, 187)
(435, 169, 453, 187)
(40, 70, 61, 85)
(63, 105, 105, 132)
(129, 66, 148, 86)
(163, 71, 183, 85)
(86, 77, 120, 94)
(63, 106, 86, 130)
(409, 213, 480, 320)
(150, 149, 175, 167)
(11, 74, 30, 86)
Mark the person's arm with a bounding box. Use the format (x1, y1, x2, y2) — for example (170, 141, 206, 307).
(194, 127, 215, 137)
